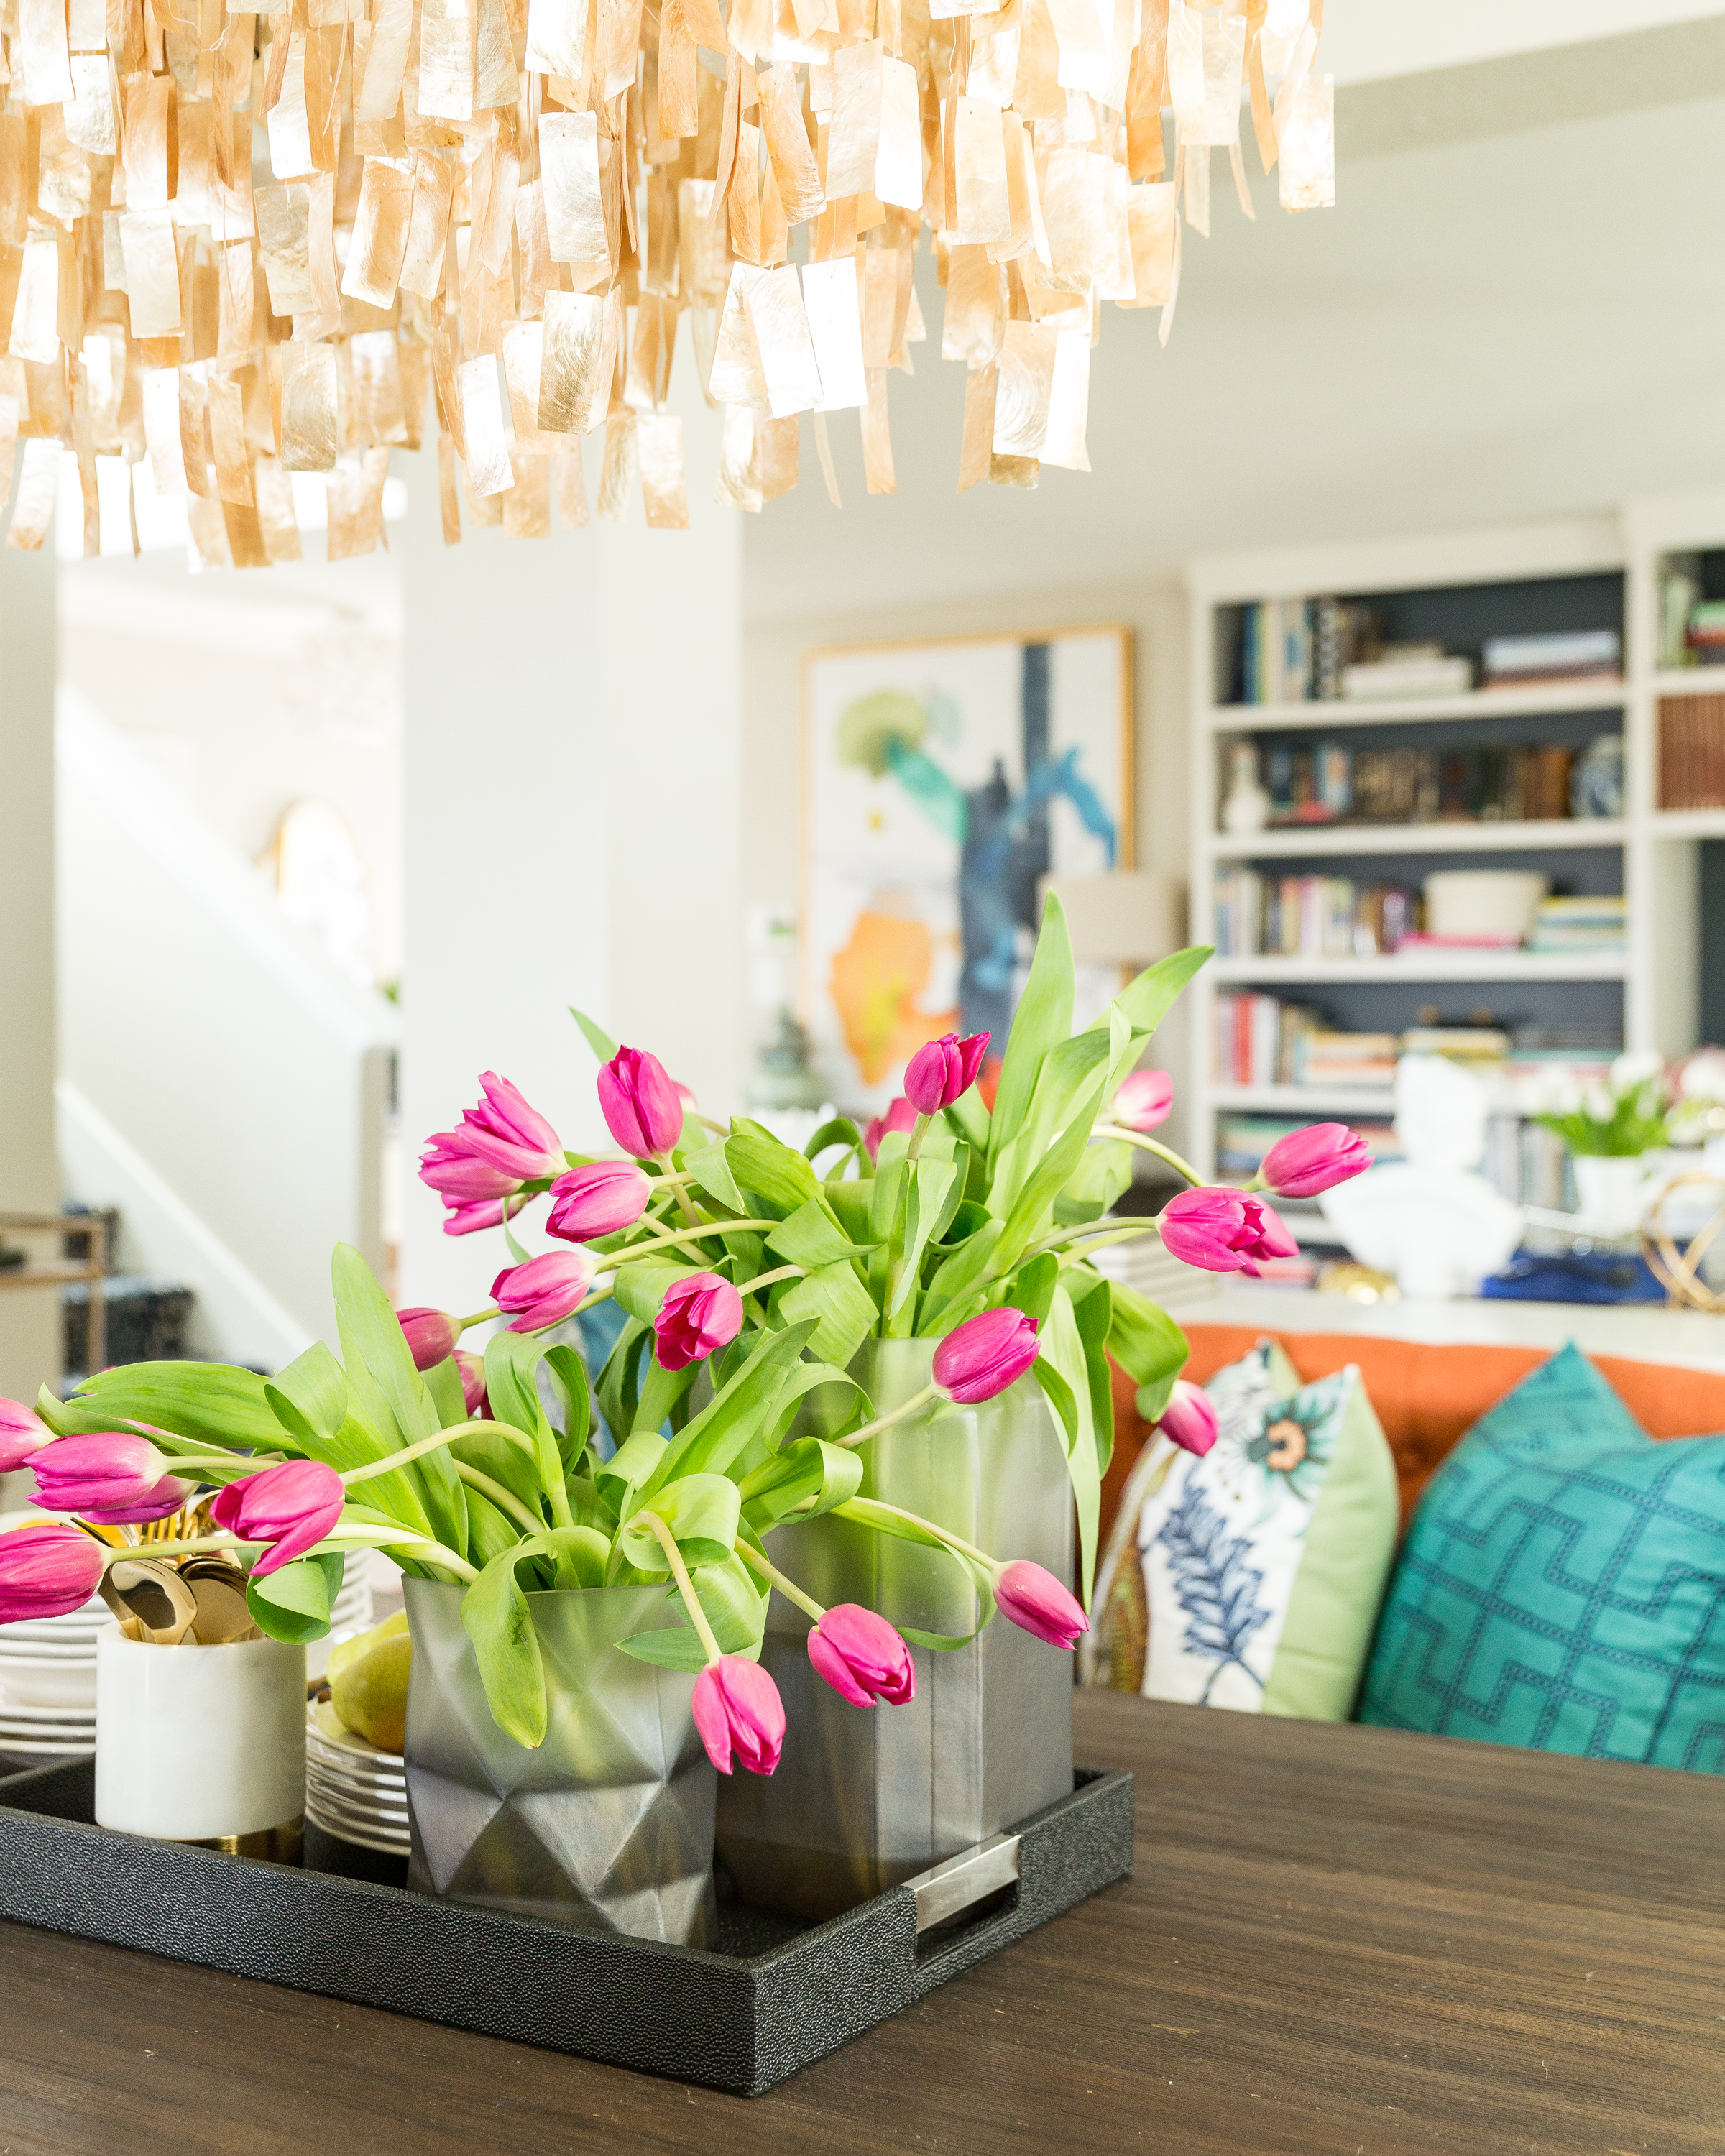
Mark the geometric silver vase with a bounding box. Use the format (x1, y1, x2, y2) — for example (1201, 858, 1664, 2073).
(402, 1577, 717, 1945)
(716, 1338, 1075, 1921)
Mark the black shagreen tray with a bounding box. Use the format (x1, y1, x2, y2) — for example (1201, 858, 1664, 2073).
(0, 1761, 1133, 2096)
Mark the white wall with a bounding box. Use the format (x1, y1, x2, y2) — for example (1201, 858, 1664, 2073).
(0, 540, 60, 1396)
(398, 381, 745, 1314)
(742, 578, 1196, 1156)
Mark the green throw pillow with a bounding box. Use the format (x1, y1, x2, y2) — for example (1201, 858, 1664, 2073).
(1087, 1339, 1400, 1719)
(1361, 1343, 1725, 1773)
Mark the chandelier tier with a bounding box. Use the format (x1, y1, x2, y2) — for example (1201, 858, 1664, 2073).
(0, 0, 1331, 561)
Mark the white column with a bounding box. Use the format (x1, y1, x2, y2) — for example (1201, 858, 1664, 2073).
(0, 539, 60, 1396)
(398, 379, 744, 1313)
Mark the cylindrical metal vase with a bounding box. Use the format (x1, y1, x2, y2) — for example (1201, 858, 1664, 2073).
(717, 1339, 1075, 1920)
(403, 1578, 717, 1943)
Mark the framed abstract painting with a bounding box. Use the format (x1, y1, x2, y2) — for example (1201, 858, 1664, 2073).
(801, 625, 1133, 1115)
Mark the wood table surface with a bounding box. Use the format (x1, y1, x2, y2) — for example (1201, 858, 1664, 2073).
(1, 1692, 1721, 2156)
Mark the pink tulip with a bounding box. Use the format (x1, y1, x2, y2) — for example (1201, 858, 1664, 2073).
(864, 1097, 917, 1162)
(903, 1031, 990, 1116)
(397, 1307, 460, 1371)
(808, 1604, 916, 1708)
(653, 1271, 743, 1372)
(441, 1197, 508, 1238)
(0, 1524, 106, 1623)
(1159, 1187, 1300, 1275)
(453, 1350, 490, 1419)
(1157, 1379, 1219, 1457)
(1112, 1069, 1174, 1132)
(418, 1144, 520, 1205)
(932, 1307, 1040, 1405)
(454, 1072, 564, 1180)
(691, 1654, 785, 1775)
(546, 1161, 652, 1243)
(1261, 1122, 1372, 1200)
(491, 1250, 597, 1333)
(597, 1046, 686, 1159)
(29, 1432, 188, 1523)
(994, 1560, 1089, 1651)
(0, 1397, 48, 1473)
(211, 1459, 345, 1577)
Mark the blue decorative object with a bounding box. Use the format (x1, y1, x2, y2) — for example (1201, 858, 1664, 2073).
(1361, 1345, 1725, 1772)
(1155, 1480, 1271, 1705)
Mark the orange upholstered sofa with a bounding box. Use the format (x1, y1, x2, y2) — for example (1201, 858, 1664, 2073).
(1103, 1323, 1725, 1545)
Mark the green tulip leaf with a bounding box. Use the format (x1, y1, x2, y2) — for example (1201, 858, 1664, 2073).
(986, 891, 1074, 1174)
(41, 1363, 282, 1453)
(613, 1261, 695, 1325)
(724, 1118, 819, 1217)
(765, 1197, 876, 1269)
(740, 1437, 863, 1529)
(244, 1552, 344, 1644)
(618, 1551, 767, 1668)
(620, 1473, 741, 1570)
(776, 1260, 878, 1367)
(569, 1005, 620, 1064)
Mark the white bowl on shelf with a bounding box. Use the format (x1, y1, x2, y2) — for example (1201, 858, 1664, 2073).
(1423, 868, 1550, 939)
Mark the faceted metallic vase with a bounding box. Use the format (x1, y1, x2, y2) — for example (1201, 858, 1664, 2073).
(717, 1340, 1075, 1920)
(402, 1578, 717, 1944)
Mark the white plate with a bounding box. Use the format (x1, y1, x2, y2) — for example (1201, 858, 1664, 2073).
(0, 1704, 98, 1729)
(0, 1737, 95, 1760)
(0, 1669, 98, 1710)
(305, 1772, 408, 1815)
(0, 1641, 100, 1660)
(305, 1782, 410, 1830)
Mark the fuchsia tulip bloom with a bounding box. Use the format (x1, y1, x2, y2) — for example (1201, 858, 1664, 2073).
(1260, 1122, 1372, 1200)
(440, 1197, 508, 1238)
(451, 1072, 564, 1180)
(1159, 1187, 1299, 1275)
(491, 1251, 597, 1333)
(1157, 1380, 1220, 1458)
(211, 1460, 345, 1577)
(692, 1654, 785, 1775)
(29, 1433, 190, 1523)
(903, 1031, 990, 1116)
(546, 1161, 652, 1243)
(0, 1524, 106, 1623)
(397, 1307, 460, 1371)
(1112, 1069, 1175, 1132)
(932, 1307, 1040, 1405)
(863, 1097, 917, 1162)
(808, 1604, 916, 1708)
(995, 1560, 1090, 1651)
(0, 1397, 48, 1473)
(653, 1272, 743, 1372)
(454, 1351, 490, 1419)
(598, 1046, 685, 1159)
(417, 1145, 520, 1206)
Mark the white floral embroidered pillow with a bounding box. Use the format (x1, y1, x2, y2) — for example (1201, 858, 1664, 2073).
(1087, 1340, 1399, 1720)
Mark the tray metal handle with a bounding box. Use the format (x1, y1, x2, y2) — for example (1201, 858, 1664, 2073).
(904, 1830, 1021, 1935)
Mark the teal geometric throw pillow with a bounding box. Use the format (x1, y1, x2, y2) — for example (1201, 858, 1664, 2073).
(1360, 1342, 1725, 1773)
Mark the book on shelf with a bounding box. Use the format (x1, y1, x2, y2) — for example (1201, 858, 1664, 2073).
(1524, 894, 1626, 952)
(1479, 630, 1622, 687)
(1213, 869, 1417, 958)
(1687, 601, 1725, 665)
(1248, 740, 1579, 829)
(1657, 691, 1725, 810)
(1341, 654, 1473, 701)
(1228, 596, 1378, 705)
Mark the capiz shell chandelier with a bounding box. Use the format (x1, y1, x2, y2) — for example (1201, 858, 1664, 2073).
(0, 0, 1332, 561)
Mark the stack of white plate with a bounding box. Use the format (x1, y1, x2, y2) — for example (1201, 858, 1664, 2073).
(0, 1595, 109, 1760)
(305, 1699, 408, 1856)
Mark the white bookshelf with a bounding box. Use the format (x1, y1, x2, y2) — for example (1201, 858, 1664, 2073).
(1184, 494, 1725, 1194)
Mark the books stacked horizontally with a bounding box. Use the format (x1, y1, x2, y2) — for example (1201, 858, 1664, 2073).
(1341, 642, 1473, 701)
(1401, 1024, 1511, 1069)
(1294, 1029, 1399, 1089)
(1228, 596, 1379, 704)
(1524, 895, 1626, 954)
(1213, 870, 1417, 958)
(1658, 692, 1725, 810)
(1481, 630, 1622, 690)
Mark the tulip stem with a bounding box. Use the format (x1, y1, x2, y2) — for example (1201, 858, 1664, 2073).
(453, 1462, 545, 1536)
(340, 1419, 538, 1487)
(1092, 1125, 1207, 1186)
(736, 1541, 825, 1623)
(834, 1381, 943, 1450)
(630, 1511, 724, 1664)
(744, 1264, 805, 1297)
(832, 1497, 1001, 1577)
(658, 1156, 703, 1229)
(610, 1217, 781, 1264)
(456, 1308, 497, 1331)
(1020, 1217, 1166, 1267)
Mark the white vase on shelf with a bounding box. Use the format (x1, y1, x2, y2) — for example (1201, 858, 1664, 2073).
(1572, 1154, 1650, 1235)
(1221, 744, 1271, 834)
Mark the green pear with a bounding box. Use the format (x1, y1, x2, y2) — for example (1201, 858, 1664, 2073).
(329, 1609, 412, 1754)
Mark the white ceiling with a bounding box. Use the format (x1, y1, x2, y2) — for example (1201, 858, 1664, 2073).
(741, 61, 1725, 623)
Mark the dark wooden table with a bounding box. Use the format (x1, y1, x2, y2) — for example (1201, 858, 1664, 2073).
(1, 1692, 1720, 2155)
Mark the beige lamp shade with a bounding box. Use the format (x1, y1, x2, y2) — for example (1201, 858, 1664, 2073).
(1039, 872, 1187, 965)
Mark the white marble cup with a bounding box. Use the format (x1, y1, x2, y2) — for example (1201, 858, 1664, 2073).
(95, 1628, 306, 1841)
